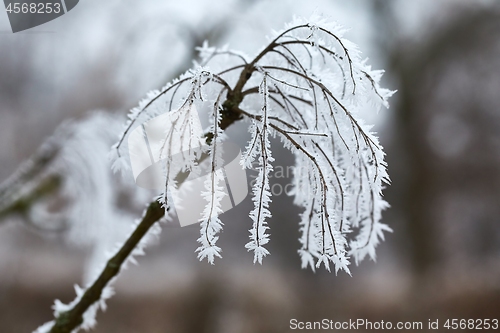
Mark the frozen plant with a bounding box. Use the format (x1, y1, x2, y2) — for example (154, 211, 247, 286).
(111, 16, 393, 271)
(32, 17, 394, 333)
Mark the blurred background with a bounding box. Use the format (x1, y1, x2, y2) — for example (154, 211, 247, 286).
(1, 0, 499, 332)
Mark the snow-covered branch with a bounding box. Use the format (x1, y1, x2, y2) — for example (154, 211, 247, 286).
(26, 16, 393, 333)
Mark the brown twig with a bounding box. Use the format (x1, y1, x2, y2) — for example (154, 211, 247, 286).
(49, 201, 165, 333)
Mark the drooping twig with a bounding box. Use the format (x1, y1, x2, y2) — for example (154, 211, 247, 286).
(44, 43, 256, 333)
(30, 21, 392, 331)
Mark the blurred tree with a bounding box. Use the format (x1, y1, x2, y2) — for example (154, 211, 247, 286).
(385, 6, 500, 276)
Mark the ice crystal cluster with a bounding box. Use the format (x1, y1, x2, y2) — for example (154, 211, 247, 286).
(111, 16, 394, 274)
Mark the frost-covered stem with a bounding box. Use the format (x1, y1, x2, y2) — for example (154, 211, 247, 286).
(0, 139, 65, 229)
(114, 77, 192, 156)
(238, 107, 339, 257)
(0, 175, 61, 220)
(31, 20, 393, 330)
(0, 142, 60, 220)
(48, 201, 165, 333)
(205, 94, 223, 247)
(47, 66, 253, 333)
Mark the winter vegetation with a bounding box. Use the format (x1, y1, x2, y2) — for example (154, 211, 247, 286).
(109, 17, 393, 273)
(3, 1, 500, 332)
(1, 16, 393, 333)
